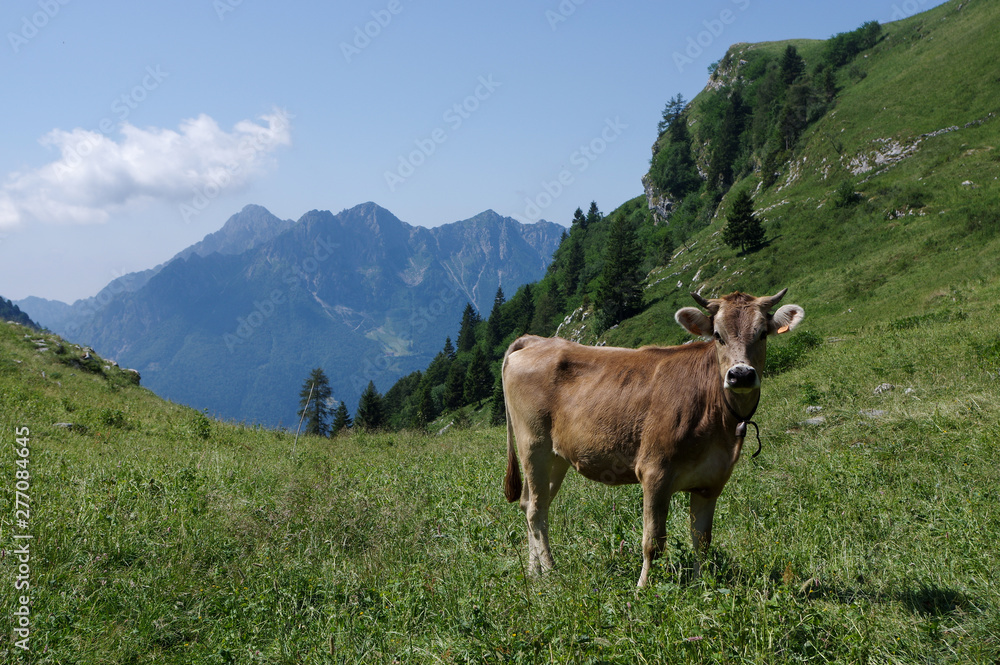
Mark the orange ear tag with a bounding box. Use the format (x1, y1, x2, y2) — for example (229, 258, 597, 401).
(776, 325, 790, 334)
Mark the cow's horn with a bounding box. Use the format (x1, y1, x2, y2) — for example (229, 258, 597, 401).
(759, 288, 788, 312)
(690, 292, 719, 314)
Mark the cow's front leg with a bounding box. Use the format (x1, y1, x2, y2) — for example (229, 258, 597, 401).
(637, 472, 672, 588)
(689, 491, 718, 577)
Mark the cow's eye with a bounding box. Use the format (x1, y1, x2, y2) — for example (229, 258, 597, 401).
(713, 331, 725, 345)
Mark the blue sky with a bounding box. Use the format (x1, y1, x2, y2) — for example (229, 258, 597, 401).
(1, 0, 944, 303)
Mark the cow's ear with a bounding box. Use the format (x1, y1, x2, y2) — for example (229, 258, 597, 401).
(769, 304, 804, 335)
(675, 307, 712, 338)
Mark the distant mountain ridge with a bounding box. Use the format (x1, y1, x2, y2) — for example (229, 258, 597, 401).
(174, 204, 296, 261)
(19, 204, 296, 336)
(19, 203, 563, 426)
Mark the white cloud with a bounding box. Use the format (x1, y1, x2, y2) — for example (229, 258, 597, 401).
(0, 109, 291, 228)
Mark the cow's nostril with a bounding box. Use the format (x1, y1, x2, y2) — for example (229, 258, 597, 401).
(726, 365, 758, 389)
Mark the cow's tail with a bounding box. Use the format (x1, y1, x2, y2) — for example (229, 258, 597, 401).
(502, 338, 527, 503)
(504, 408, 521, 503)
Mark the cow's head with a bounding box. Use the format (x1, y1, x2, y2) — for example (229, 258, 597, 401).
(675, 289, 804, 394)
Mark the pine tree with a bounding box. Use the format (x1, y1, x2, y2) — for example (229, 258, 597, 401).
(489, 373, 506, 426)
(354, 380, 385, 431)
(707, 89, 746, 190)
(650, 106, 700, 199)
(442, 337, 456, 360)
(723, 189, 765, 254)
(423, 350, 452, 386)
(778, 84, 813, 150)
(723, 195, 747, 251)
(485, 286, 507, 352)
(657, 93, 687, 135)
(463, 345, 492, 406)
(780, 45, 805, 85)
(563, 234, 585, 297)
(456, 303, 481, 353)
(443, 361, 466, 410)
(571, 207, 587, 229)
(596, 214, 644, 332)
(297, 368, 333, 437)
(331, 402, 352, 435)
(510, 283, 534, 336)
(585, 201, 602, 228)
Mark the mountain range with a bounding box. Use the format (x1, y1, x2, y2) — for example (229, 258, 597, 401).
(19, 203, 564, 426)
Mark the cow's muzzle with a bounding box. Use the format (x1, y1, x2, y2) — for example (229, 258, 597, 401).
(725, 364, 759, 392)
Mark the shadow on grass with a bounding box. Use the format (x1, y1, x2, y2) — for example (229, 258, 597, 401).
(737, 235, 781, 257)
(543, 543, 981, 622)
(899, 584, 976, 616)
(680, 551, 981, 619)
(767, 573, 980, 616)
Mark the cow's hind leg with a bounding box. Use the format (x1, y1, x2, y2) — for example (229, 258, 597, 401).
(689, 492, 719, 577)
(521, 446, 562, 575)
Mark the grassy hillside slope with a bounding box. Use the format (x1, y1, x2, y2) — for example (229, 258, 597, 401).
(605, 0, 1000, 351)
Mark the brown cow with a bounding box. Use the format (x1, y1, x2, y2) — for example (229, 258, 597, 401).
(502, 289, 804, 586)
